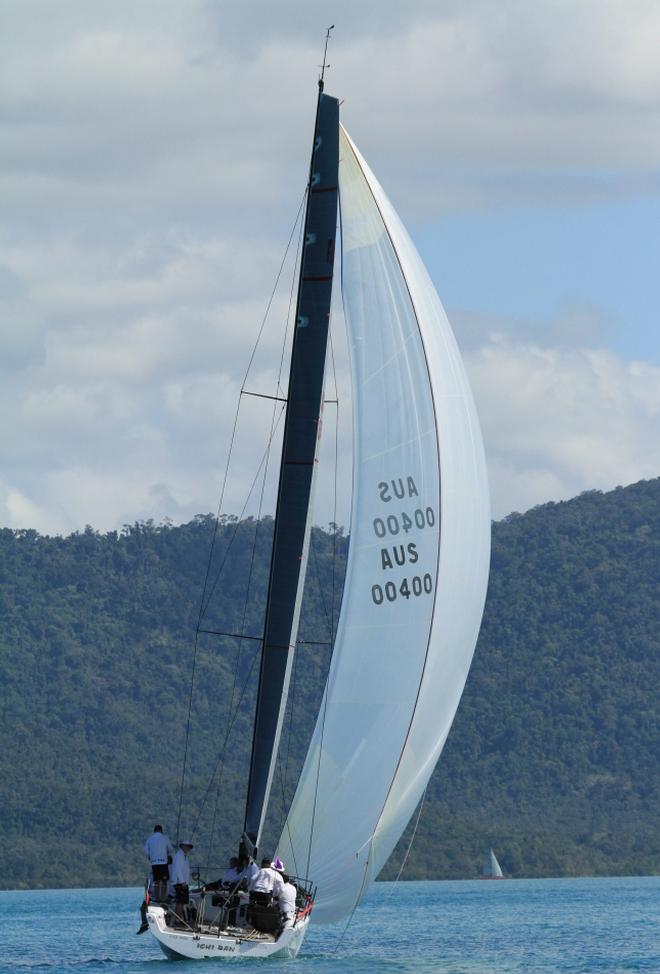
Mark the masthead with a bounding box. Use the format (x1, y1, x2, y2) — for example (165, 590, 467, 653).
(319, 24, 334, 91)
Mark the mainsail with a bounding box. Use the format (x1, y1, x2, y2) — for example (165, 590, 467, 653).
(278, 126, 490, 923)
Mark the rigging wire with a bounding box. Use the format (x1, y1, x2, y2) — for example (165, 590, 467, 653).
(328, 327, 341, 660)
(331, 846, 372, 955)
(277, 635, 299, 832)
(203, 404, 285, 863)
(199, 187, 307, 627)
(240, 191, 307, 394)
(198, 187, 307, 627)
(303, 309, 343, 879)
(275, 679, 300, 878)
(193, 640, 260, 842)
(203, 207, 307, 868)
(175, 405, 285, 844)
(175, 192, 306, 843)
(275, 285, 343, 876)
(196, 404, 286, 626)
(276, 509, 338, 876)
(387, 785, 428, 895)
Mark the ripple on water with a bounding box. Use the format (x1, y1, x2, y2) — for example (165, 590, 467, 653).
(0, 878, 658, 974)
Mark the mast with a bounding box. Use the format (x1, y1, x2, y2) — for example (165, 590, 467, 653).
(242, 83, 339, 855)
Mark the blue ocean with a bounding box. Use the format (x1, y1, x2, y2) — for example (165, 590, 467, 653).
(1, 877, 657, 973)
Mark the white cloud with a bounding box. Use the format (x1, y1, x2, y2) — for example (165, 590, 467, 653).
(0, 1, 658, 534)
(466, 333, 660, 518)
(3, 486, 56, 535)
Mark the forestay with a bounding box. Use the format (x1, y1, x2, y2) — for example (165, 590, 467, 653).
(278, 126, 490, 923)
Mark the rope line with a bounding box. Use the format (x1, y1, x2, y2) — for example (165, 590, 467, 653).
(332, 846, 372, 955)
(303, 312, 342, 879)
(240, 191, 307, 394)
(198, 403, 286, 623)
(202, 257, 298, 867)
(387, 785, 428, 895)
(191, 641, 261, 838)
(198, 189, 307, 626)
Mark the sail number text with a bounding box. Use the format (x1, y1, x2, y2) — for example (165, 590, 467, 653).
(372, 573, 433, 605)
(368, 475, 437, 608)
(373, 506, 435, 538)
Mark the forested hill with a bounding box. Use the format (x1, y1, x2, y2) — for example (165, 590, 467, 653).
(0, 478, 658, 889)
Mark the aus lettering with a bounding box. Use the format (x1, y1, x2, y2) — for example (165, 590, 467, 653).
(380, 542, 418, 571)
(378, 477, 419, 502)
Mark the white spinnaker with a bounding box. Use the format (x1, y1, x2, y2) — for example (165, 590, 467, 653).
(278, 126, 490, 923)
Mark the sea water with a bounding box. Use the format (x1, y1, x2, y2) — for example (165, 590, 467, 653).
(0, 877, 657, 973)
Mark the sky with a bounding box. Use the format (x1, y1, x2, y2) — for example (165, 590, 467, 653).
(1, 0, 659, 535)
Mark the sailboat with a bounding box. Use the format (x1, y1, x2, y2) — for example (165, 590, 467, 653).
(482, 848, 505, 879)
(145, 61, 490, 961)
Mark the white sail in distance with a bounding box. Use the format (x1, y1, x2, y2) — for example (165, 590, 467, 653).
(278, 126, 490, 923)
(483, 848, 504, 878)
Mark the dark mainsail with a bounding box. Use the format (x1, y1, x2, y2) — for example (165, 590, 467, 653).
(242, 87, 339, 850)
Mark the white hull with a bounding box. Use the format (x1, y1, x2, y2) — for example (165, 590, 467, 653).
(146, 905, 309, 960)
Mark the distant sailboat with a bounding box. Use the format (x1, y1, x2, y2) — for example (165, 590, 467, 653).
(482, 847, 505, 879)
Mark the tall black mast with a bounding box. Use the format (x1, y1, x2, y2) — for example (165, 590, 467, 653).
(242, 83, 339, 854)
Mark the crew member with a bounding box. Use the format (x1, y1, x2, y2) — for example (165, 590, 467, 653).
(278, 873, 297, 929)
(238, 854, 259, 888)
(143, 824, 174, 903)
(170, 839, 194, 922)
(249, 857, 284, 897)
(222, 857, 242, 886)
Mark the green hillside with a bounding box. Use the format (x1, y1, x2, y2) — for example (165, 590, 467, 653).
(0, 479, 658, 889)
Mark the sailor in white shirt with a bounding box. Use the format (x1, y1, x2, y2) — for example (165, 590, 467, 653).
(249, 857, 286, 913)
(143, 824, 174, 902)
(170, 840, 194, 921)
(249, 858, 281, 894)
(277, 874, 297, 929)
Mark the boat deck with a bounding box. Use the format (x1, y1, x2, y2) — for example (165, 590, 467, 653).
(194, 922, 276, 943)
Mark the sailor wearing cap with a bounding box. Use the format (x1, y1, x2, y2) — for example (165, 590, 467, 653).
(171, 839, 194, 922)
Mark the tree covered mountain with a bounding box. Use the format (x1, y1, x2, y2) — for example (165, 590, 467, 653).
(0, 478, 658, 889)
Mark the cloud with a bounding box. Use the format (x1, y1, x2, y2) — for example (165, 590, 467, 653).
(465, 331, 660, 518)
(0, 1, 658, 534)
